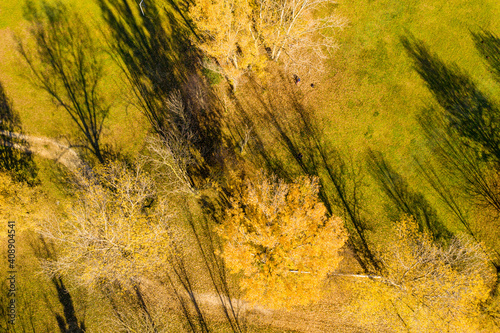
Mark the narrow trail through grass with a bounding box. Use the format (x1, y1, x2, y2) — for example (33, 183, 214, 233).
(0, 130, 83, 170)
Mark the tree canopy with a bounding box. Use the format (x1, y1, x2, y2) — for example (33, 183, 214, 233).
(217, 173, 348, 309)
(189, 0, 346, 82)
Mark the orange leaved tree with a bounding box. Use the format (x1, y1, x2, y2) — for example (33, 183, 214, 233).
(216, 172, 348, 309)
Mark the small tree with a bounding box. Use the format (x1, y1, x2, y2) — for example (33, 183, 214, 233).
(18, 1, 110, 163)
(217, 173, 348, 309)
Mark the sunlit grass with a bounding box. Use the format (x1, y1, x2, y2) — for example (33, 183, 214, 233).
(0, 0, 149, 161)
(310, 0, 500, 232)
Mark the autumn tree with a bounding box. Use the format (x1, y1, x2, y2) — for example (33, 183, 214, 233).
(351, 218, 495, 332)
(188, 0, 262, 82)
(18, 1, 110, 163)
(189, 0, 346, 82)
(40, 161, 173, 288)
(216, 172, 348, 309)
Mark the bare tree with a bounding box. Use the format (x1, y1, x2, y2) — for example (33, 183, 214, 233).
(17, 1, 110, 163)
(254, 0, 347, 74)
(143, 91, 200, 194)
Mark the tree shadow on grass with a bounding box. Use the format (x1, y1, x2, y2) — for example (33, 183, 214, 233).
(225, 71, 381, 273)
(30, 236, 86, 333)
(402, 33, 500, 214)
(401, 35, 500, 164)
(183, 205, 248, 333)
(366, 149, 451, 242)
(402, 32, 500, 268)
(0, 81, 38, 185)
(472, 29, 500, 83)
(19, 1, 111, 164)
(97, 0, 224, 183)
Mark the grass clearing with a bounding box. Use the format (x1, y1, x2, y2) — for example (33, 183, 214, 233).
(303, 0, 500, 232)
(0, 0, 149, 160)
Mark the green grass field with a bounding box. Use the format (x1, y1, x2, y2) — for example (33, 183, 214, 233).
(321, 0, 500, 160)
(0, 0, 149, 159)
(307, 0, 500, 231)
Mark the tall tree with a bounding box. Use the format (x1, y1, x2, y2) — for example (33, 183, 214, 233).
(189, 0, 346, 81)
(217, 172, 348, 309)
(18, 1, 110, 163)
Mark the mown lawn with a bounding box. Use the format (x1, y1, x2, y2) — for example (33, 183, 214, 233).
(0, 0, 149, 159)
(321, 0, 500, 164)
(309, 0, 500, 230)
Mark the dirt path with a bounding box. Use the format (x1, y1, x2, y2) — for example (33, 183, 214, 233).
(0, 130, 83, 170)
(142, 278, 371, 333)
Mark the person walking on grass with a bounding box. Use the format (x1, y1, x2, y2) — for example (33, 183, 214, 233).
(293, 74, 301, 85)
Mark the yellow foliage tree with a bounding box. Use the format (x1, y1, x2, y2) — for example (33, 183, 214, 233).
(352, 218, 495, 332)
(189, 0, 346, 82)
(216, 173, 348, 309)
(189, 0, 264, 82)
(41, 162, 174, 289)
